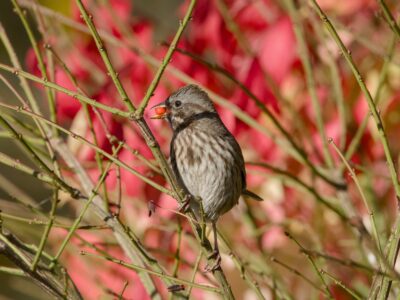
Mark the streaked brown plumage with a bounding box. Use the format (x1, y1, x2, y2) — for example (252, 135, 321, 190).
(152, 84, 262, 271)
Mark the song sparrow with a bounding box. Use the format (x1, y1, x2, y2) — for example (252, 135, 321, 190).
(151, 84, 262, 271)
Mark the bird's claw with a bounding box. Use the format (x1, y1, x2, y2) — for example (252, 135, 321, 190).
(204, 250, 221, 272)
(178, 194, 191, 213)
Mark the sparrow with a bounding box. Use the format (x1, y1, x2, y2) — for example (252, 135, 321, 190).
(152, 84, 262, 271)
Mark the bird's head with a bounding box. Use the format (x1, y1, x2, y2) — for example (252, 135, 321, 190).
(151, 85, 217, 130)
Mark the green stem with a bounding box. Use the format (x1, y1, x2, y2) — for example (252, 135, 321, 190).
(320, 269, 362, 300)
(0, 152, 53, 184)
(11, 0, 57, 135)
(286, 232, 334, 299)
(135, 0, 197, 117)
(0, 25, 62, 183)
(0, 267, 25, 277)
(302, 249, 397, 279)
(372, 217, 400, 299)
(50, 46, 111, 210)
(330, 140, 382, 254)
(0, 63, 129, 118)
(0, 233, 31, 267)
(31, 190, 59, 271)
(308, 12, 347, 151)
(343, 34, 396, 166)
(185, 251, 203, 298)
(0, 132, 44, 144)
(327, 58, 347, 151)
(0, 115, 80, 198)
(271, 257, 327, 295)
(81, 251, 222, 294)
(328, 140, 397, 280)
(172, 221, 183, 278)
(285, 0, 334, 169)
(217, 231, 266, 299)
(377, 0, 400, 40)
(248, 162, 348, 221)
(0, 23, 39, 114)
(75, 0, 136, 112)
(49, 143, 123, 269)
(0, 231, 82, 299)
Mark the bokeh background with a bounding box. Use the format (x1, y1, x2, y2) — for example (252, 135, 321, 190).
(0, 0, 400, 299)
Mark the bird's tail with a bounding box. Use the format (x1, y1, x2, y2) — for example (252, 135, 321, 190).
(242, 189, 263, 201)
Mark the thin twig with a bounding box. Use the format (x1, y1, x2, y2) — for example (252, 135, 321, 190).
(284, 0, 334, 169)
(0, 115, 81, 198)
(286, 232, 334, 299)
(135, 0, 197, 116)
(0, 63, 129, 117)
(186, 251, 203, 298)
(74, 0, 136, 112)
(302, 249, 397, 279)
(343, 34, 397, 167)
(0, 152, 53, 184)
(0, 230, 82, 299)
(378, 0, 400, 40)
(271, 256, 327, 295)
(320, 269, 362, 300)
(247, 162, 348, 221)
(49, 143, 123, 269)
(330, 140, 382, 254)
(31, 190, 59, 271)
(79, 250, 222, 294)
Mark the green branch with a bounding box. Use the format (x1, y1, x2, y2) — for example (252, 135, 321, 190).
(49, 143, 123, 269)
(0, 115, 80, 198)
(285, 0, 334, 169)
(75, 0, 136, 112)
(135, 0, 197, 117)
(0, 63, 129, 118)
(378, 0, 400, 40)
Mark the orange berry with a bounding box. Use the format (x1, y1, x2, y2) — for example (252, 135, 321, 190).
(155, 106, 167, 116)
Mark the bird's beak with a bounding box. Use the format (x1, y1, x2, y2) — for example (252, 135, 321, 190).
(150, 101, 169, 119)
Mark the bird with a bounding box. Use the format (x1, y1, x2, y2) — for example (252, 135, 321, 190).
(151, 84, 263, 271)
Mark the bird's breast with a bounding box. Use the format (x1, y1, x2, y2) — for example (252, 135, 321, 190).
(172, 128, 243, 221)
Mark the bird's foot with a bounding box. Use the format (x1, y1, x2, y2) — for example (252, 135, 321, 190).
(204, 250, 221, 272)
(178, 194, 192, 213)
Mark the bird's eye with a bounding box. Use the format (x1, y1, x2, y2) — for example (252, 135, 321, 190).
(175, 100, 182, 108)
